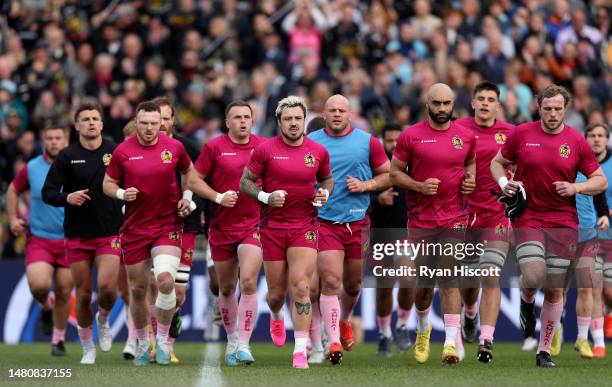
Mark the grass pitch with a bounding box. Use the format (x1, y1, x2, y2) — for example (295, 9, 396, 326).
(0, 342, 610, 387)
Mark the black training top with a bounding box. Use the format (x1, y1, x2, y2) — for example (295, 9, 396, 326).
(42, 137, 123, 238)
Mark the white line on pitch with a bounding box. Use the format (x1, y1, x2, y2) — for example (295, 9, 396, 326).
(196, 343, 223, 387)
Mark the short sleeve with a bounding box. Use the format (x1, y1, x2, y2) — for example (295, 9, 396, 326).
(194, 143, 214, 177)
(500, 129, 519, 162)
(177, 143, 192, 173)
(11, 164, 29, 193)
(369, 136, 389, 169)
(317, 148, 332, 179)
(246, 145, 266, 176)
(105, 147, 124, 182)
(578, 137, 600, 177)
(392, 130, 410, 163)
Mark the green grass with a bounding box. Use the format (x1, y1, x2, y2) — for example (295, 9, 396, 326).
(0, 342, 610, 387)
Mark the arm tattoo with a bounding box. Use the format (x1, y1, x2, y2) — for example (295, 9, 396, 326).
(295, 301, 311, 315)
(239, 168, 262, 200)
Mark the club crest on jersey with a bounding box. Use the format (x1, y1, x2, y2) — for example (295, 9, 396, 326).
(495, 224, 506, 235)
(161, 149, 173, 163)
(102, 153, 112, 166)
(184, 249, 193, 262)
(569, 242, 577, 253)
(252, 231, 260, 241)
(168, 231, 180, 241)
(110, 239, 120, 250)
(451, 136, 463, 149)
(304, 153, 316, 167)
(495, 132, 507, 144)
(559, 144, 570, 158)
(453, 222, 464, 232)
(305, 231, 317, 242)
(588, 244, 598, 254)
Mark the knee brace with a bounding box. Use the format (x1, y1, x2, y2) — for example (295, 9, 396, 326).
(153, 254, 180, 280)
(516, 241, 545, 265)
(479, 248, 507, 270)
(546, 255, 571, 275)
(156, 288, 177, 310)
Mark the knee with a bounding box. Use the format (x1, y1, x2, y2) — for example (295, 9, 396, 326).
(521, 270, 546, 289)
(156, 273, 174, 294)
(76, 288, 93, 305)
(239, 277, 258, 295)
(97, 287, 115, 303)
(543, 288, 563, 302)
(292, 280, 310, 300)
(322, 274, 341, 294)
(343, 279, 362, 297)
(219, 282, 236, 297)
(130, 284, 147, 301)
(267, 289, 285, 308)
(30, 286, 49, 301)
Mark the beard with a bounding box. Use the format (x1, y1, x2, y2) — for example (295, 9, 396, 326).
(428, 107, 453, 124)
(542, 119, 563, 131)
(281, 127, 304, 142)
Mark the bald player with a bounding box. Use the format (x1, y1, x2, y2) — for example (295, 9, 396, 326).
(391, 83, 476, 365)
(308, 95, 390, 364)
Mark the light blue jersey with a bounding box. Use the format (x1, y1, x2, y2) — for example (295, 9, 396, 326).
(27, 155, 64, 239)
(309, 128, 374, 223)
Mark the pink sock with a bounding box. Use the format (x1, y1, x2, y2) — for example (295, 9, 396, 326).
(464, 303, 478, 319)
(378, 315, 392, 337)
(149, 304, 157, 333)
(136, 327, 148, 342)
(397, 307, 411, 326)
(443, 314, 461, 346)
(77, 325, 93, 345)
(294, 330, 309, 354)
(218, 293, 238, 335)
(238, 293, 258, 346)
(320, 294, 341, 343)
(126, 308, 137, 344)
(479, 324, 495, 345)
(537, 301, 563, 353)
(577, 316, 591, 340)
(591, 316, 604, 330)
(339, 289, 360, 321)
(52, 328, 65, 344)
(98, 306, 110, 320)
(521, 289, 536, 303)
(309, 301, 322, 346)
(157, 322, 170, 338)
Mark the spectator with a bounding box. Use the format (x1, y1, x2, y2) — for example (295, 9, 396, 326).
(555, 7, 603, 59)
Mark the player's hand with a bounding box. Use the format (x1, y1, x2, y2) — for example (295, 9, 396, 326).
(67, 189, 91, 206)
(378, 188, 398, 206)
(313, 188, 329, 207)
(123, 187, 139, 202)
(9, 218, 25, 236)
(553, 181, 576, 197)
(419, 178, 440, 195)
(268, 190, 287, 207)
(502, 180, 520, 197)
(461, 172, 476, 194)
(346, 175, 365, 193)
(219, 191, 238, 208)
(177, 198, 193, 217)
(597, 215, 609, 231)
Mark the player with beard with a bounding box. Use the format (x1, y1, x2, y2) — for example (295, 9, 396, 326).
(42, 103, 123, 364)
(491, 85, 607, 367)
(240, 96, 333, 369)
(7, 127, 72, 356)
(391, 83, 476, 365)
(308, 95, 390, 364)
(454, 81, 515, 362)
(372, 124, 415, 357)
(103, 102, 196, 366)
(152, 97, 203, 363)
(189, 100, 265, 365)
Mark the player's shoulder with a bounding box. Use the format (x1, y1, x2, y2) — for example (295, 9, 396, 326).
(514, 120, 539, 133)
(304, 136, 328, 153)
(160, 132, 184, 148)
(494, 119, 515, 132)
(453, 117, 474, 128)
(250, 134, 267, 146)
